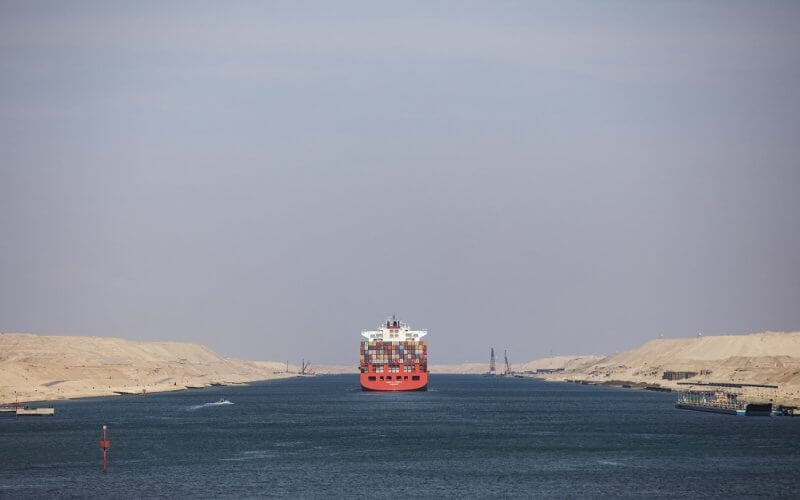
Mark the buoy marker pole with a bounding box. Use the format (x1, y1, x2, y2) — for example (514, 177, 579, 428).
(99, 425, 111, 473)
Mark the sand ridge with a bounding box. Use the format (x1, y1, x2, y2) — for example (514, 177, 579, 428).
(5, 330, 799, 404)
(0, 333, 297, 403)
(538, 331, 800, 404)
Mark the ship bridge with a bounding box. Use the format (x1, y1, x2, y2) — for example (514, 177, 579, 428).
(361, 316, 427, 342)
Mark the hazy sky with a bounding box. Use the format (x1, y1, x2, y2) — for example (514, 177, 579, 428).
(1, 1, 798, 364)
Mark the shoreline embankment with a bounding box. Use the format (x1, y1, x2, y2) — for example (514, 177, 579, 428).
(0, 333, 299, 404)
(5, 330, 799, 405)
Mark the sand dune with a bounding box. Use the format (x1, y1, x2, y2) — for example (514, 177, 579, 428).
(540, 331, 800, 404)
(428, 363, 487, 374)
(6, 330, 799, 404)
(515, 355, 604, 372)
(428, 357, 604, 374)
(311, 364, 357, 374)
(0, 333, 297, 403)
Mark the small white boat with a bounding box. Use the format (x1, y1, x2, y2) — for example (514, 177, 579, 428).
(16, 407, 55, 416)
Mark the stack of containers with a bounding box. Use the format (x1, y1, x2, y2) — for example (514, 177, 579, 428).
(359, 340, 427, 372)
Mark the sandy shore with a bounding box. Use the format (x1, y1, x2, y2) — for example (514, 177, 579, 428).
(536, 331, 800, 405)
(5, 330, 799, 405)
(0, 333, 298, 403)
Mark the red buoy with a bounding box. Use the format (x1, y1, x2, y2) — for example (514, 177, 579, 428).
(99, 425, 111, 472)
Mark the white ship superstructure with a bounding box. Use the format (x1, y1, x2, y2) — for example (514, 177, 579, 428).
(361, 316, 428, 342)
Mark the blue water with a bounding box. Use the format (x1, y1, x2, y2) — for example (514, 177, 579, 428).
(2, 375, 799, 498)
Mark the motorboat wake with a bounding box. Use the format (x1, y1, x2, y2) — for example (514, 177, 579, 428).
(187, 398, 234, 410)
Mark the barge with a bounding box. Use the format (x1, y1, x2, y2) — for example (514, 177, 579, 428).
(675, 391, 771, 416)
(15, 407, 55, 416)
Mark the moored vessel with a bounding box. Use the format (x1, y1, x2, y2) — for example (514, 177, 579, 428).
(359, 316, 428, 391)
(675, 390, 772, 416)
(15, 407, 55, 416)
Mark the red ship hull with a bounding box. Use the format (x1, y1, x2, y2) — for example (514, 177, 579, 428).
(360, 372, 428, 391)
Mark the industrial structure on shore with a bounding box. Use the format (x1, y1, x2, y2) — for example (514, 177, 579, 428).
(485, 347, 520, 377)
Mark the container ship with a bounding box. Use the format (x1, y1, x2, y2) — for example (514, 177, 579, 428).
(359, 316, 428, 391)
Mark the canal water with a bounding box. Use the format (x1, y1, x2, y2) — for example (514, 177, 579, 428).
(1, 375, 799, 497)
